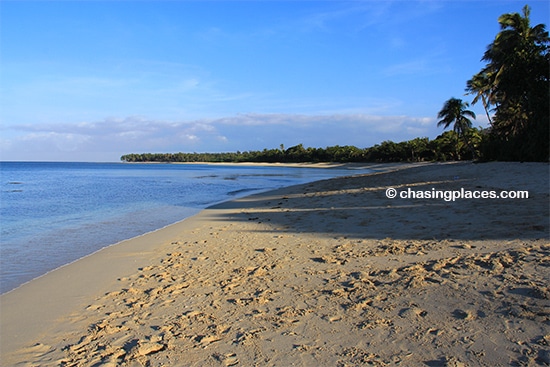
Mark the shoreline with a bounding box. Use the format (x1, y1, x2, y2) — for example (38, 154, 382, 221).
(1, 162, 406, 353)
(1, 161, 404, 293)
(0, 162, 388, 294)
(1, 161, 548, 366)
(0, 213, 202, 297)
(124, 160, 420, 170)
(0, 207, 220, 356)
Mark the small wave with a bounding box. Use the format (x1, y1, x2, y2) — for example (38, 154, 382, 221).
(227, 188, 261, 196)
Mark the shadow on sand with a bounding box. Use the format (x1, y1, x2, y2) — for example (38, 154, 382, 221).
(207, 162, 549, 241)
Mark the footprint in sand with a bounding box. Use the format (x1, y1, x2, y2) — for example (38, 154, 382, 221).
(399, 306, 428, 319)
(213, 352, 239, 366)
(452, 309, 475, 320)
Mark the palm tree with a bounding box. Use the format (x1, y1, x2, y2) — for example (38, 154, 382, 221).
(437, 98, 476, 159)
(465, 72, 493, 126)
(483, 6, 548, 84)
(480, 5, 549, 160)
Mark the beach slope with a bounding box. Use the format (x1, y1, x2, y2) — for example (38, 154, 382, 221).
(1, 161, 549, 366)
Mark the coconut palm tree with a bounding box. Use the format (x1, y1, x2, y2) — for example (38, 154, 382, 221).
(479, 5, 549, 160)
(437, 98, 476, 159)
(465, 72, 493, 126)
(483, 5, 548, 84)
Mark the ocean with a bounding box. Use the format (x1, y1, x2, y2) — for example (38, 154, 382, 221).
(0, 162, 371, 294)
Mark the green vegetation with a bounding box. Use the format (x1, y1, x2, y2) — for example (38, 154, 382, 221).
(437, 98, 477, 160)
(466, 5, 549, 161)
(122, 6, 548, 164)
(121, 132, 481, 163)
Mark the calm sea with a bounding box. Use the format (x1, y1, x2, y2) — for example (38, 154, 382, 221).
(0, 162, 370, 294)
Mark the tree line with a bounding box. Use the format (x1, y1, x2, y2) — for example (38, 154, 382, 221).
(122, 6, 548, 164)
(121, 130, 482, 164)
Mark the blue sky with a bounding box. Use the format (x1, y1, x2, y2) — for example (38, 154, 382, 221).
(1, 1, 548, 161)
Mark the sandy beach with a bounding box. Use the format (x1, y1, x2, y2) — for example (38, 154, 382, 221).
(1, 161, 548, 366)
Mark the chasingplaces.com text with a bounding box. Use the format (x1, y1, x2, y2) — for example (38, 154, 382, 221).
(385, 187, 529, 202)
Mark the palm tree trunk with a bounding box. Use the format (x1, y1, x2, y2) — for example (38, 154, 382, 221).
(456, 134, 460, 160)
(481, 95, 493, 126)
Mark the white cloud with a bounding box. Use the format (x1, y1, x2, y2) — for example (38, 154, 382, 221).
(299, 2, 393, 33)
(1, 113, 439, 161)
(181, 134, 199, 142)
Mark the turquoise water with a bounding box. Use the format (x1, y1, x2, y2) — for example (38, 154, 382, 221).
(0, 162, 370, 293)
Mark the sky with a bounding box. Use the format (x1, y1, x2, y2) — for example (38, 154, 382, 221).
(1, 1, 548, 162)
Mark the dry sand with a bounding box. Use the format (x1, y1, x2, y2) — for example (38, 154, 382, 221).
(1, 161, 549, 367)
